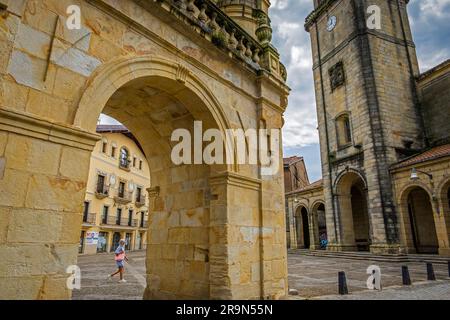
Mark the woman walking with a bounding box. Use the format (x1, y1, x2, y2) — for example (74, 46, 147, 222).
(108, 239, 128, 282)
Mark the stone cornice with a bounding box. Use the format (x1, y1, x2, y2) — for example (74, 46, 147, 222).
(305, 0, 410, 31)
(312, 29, 415, 70)
(304, 0, 338, 32)
(0, 108, 100, 151)
(209, 171, 261, 190)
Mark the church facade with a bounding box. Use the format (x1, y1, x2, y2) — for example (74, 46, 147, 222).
(286, 0, 450, 256)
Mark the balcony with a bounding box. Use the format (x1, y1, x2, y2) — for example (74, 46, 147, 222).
(82, 212, 96, 225)
(135, 194, 146, 207)
(114, 191, 132, 204)
(101, 215, 117, 225)
(120, 217, 139, 227)
(119, 158, 131, 171)
(95, 184, 109, 199)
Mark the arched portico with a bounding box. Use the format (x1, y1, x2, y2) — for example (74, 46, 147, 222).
(0, 53, 288, 300)
(294, 206, 310, 249)
(311, 202, 327, 250)
(334, 170, 370, 252)
(398, 185, 439, 254)
(0, 0, 290, 300)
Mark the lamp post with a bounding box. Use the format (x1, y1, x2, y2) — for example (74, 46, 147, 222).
(410, 168, 433, 181)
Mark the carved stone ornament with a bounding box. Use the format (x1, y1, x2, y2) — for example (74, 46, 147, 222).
(329, 61, 345, 91)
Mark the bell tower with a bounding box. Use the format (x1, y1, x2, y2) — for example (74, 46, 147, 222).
(306, 0, 425, 254)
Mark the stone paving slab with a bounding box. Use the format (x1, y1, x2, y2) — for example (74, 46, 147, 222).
(311, 281, 450, 300)
(288, 252, 450, 298)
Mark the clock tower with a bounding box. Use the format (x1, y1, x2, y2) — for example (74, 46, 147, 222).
(305, 0, 425, 253)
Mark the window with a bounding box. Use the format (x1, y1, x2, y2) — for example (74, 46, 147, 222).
(140, 211, 145, 228)
(133, 156, 137, 167)
(79, 231, 85, 254)
(111, 145, 117, 158)
(136, 187, 142, 202)
(102, 206, 109, 224)
(120, 147, 130, 169)
(336, 114, 352, 148)
(96, 174, 106, 194)
(128, 209, 133, 226)
(139, 160, 143, 170)
(116, 208, 122, 225)
(83, 201, 89, 222)
(118, 181, 125, 198)
(101, 140, 107, 153)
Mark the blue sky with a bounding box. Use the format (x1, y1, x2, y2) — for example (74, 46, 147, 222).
(271, 0, 450, 182)
(101, 0, 450, 182)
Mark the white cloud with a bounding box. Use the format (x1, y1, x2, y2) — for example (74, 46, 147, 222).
(419, 0, 450, 18)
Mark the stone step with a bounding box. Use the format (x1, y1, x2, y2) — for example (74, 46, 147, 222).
(289, 249, 450, 265)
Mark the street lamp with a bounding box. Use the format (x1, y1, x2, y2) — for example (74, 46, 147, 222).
(410, 168, 433, 181)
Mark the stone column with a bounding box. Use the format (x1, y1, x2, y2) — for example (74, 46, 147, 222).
(435, 197, 450, 256)
(287, 198, 298, 249)
(309, 210, 320, 250)
(0, 109, 99, 299)
(257, 103, 288, 299)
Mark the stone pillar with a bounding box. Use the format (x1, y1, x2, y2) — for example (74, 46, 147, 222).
(0, 108, 99, 299)
(309, 211, 320, 250)
(257, 102, 288, 299)
(435, 198, 450, 257)
(333, 193, 358, 252)
(288, 199, 298, 249)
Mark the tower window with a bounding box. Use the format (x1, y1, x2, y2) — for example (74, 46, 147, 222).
(336, 114, 352, 147)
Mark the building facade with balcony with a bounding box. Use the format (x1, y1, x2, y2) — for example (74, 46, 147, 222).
(79, 125, 150, 255)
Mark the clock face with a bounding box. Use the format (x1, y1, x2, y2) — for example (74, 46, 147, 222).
(327, 16, 337, 32)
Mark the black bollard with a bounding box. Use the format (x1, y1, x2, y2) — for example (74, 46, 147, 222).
(402, 266, 411, 285)
(426, 263, 436, 281)
(338, 271, 348, 295)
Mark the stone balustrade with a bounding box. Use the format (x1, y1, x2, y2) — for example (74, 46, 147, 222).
(150, 0, 270, 72)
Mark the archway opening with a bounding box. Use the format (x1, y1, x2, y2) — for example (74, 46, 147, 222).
(73, 69, 228, 299)
(351, 185, 370, 251)
(294, 206, 310, 249)
(301, 207, 310, 249)
(406, 187, 438, 254)
(316, 203, 327, 249)
(336, 172, 370, 252)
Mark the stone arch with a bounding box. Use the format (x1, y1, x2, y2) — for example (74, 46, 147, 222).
(333, 168, 367, 193)
(71, 55, 238, 299)
(74, 55, 232, 138)
(294, 205, 310, 249)
(334, 170, 370, 251)
(311, 201, 327, 250)
(399, 184, 439, 254)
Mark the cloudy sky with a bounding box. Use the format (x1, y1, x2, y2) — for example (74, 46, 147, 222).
(271, 0, 450, 182)
(101, 0, 450, 181)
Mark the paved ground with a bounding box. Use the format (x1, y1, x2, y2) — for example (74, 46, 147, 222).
(288, 252, 450, 299)
(72, 250, 147, 300)
(72, 250, 450, 300)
